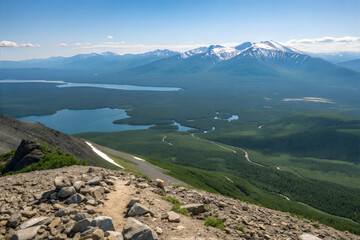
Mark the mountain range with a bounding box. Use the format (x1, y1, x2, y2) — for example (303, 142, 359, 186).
(1, 41, 359, 87)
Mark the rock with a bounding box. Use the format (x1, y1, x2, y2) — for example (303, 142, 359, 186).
(21, 210, 36, 218)
(90, 216, 115, 232)
(73, 181, 83, 191)
(88, 167, 98, 173)
(298, 234, 321, 240)
(75, 213, 91, 222)
(58, 186, 76, 198)
(87, 176, 101, 185)
(167, 211, 180, 222)
(176, 225, 185, 231)
(128, 203, 150, 217)
(93, 191, 103, 201)
(54, 176, 71, 189)
(94, 186, 106, 194)
(19, 216, 48, 229)
(72, 218, 91, 233)
(11, 225, 41, 240)
(127, 198, 141, 208)
(80, 187, 91, 195)
(55, 207, 71, 217)
(135, 183, 148, 189)
(154, 227, 163, 235)
(7, 213, 21, 228)
(53, 233, 67, 240)
(106, 231, 124, 240)
(49, 218, 62, 229)
(80, 228, 104, 240)
(155, 179, 164, 189)
(122, 218, 158, 240)
(65, 193, 85, 205)
(180, 204, 205, 215)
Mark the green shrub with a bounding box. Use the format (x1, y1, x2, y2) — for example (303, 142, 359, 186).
(3, 150, 86, 176)
(204, 217, 225, 230)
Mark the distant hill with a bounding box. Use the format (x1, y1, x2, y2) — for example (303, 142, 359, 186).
(0, 49, 179, 73)
(0, 114, 115, 169)
(338, 59, 360, 72)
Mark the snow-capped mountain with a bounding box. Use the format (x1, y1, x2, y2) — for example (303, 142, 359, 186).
(202, 45, 240, 62)
(180, 47, 208, 59)
(180, 41, 303, 63)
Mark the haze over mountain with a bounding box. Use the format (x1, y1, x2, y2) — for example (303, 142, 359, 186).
(338, 59, 360, 72)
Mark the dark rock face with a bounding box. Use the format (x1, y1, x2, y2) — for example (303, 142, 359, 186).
(3, 140, 45, 173)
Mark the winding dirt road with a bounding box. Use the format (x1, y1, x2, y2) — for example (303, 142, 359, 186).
(191, 133, 265, 167)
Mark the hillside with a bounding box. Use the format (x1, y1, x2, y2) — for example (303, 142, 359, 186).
(338, 59, 360, 72)
(1, 165, 358, 240)
(0, 114, 114, 169)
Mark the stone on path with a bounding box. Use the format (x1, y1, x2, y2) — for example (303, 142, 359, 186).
(11, 226, 41, 240)
(122, 218, 158, 240)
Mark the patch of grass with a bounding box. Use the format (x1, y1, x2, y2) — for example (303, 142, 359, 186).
(312, 223, 320, 228)
(154, 189, 166, 196)
(163, 196, 190, 216)
(163, 196, 182, 205)
(282, 226, 289, 231)
(234, 225, 246, 234)
(204, 217, 225, 230)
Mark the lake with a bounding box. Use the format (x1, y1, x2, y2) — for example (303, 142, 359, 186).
(17, 108, 153, 134)
(0, 80, 182, 91)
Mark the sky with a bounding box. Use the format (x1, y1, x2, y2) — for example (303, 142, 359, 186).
(1, 0, 360, 60)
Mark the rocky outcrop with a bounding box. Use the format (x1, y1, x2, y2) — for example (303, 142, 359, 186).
(3, 140, 45, 173)
(0, 165, 358, 240)
(0, 114, 112, 168)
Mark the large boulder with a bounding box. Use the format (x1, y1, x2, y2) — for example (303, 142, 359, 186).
(19, 216, 48, 229)
(65, 193, 85, 205)
(72, 218, 91, 233)
(122, 218, 158, 240)
(11, 225, 41, 240)
(127, 203, 150, 217)
(87, 176, 101, 185)
(54, 176, 71, 189)
(58, 186, 76, 198)
(90, 216, 115, 232)
(180, 204, 205, 215)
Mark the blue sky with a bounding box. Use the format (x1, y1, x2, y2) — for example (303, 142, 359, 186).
(1, 0, 360, 60)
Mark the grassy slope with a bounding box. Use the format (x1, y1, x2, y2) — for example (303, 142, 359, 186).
(76, 128, 360, 234)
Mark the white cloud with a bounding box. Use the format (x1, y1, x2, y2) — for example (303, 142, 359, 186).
(284, 36, 360, 53)
(71, 41, 209, 54)
(107, 35, 113, 39)
(0, 40, 40, 48)
(56, 42, 91, 47)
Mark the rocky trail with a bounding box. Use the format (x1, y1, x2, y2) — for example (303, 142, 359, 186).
(0, 166, 358, 240)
